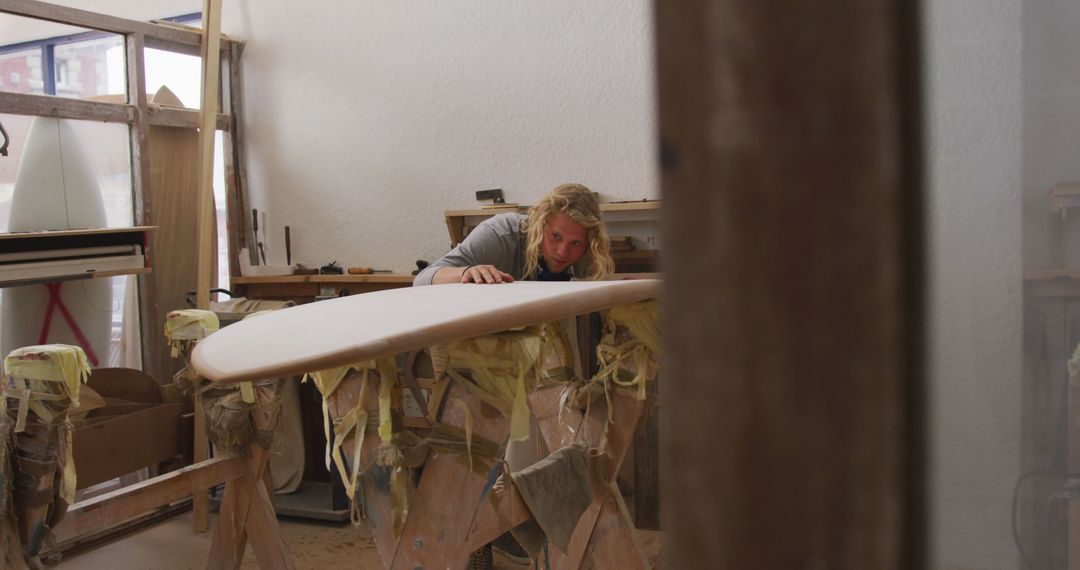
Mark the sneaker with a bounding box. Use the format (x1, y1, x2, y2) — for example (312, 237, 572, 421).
(467, 543, 493, 570)
(491, 531, 531, 565)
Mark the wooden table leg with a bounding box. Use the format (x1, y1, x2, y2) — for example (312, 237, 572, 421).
(324, 372, 406, 568)
(207, 382, 294, 569)
(208, 445, 294, 570)
(388, 381, 510, 570)
(208, 445, 270, 569)
(529, 384, 648, 569)
(12, 421, 60, 562)
(580, 483, 649, 570)
(193, 395, 210, 533)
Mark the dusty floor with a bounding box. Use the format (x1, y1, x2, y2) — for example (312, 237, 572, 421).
(57, 511, 664, 569)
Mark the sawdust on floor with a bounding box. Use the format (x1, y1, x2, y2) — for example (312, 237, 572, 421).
(57, 511, 664, 569)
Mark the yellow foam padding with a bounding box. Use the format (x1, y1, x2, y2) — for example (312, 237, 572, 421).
(390, 464, 409, 537)
(1069, 341, 1080, 379)
(611, 300, 661, 356)
(3, 344, 91, 504)
(450, 398, 475, 471)
(538, 320, 576, 381)
(304, 357, 397, 509)
(3, 344, 90, 405)
(164, 309, 220, 357)
(594, 300, 662, 407)
(447, 329, 542, 442)
(331, 370, 370, 513)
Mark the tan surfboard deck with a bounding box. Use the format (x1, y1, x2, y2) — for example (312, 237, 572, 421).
(192, 280, 660, 383)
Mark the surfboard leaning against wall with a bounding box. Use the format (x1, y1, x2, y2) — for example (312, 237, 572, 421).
(1, 117, 112, 368)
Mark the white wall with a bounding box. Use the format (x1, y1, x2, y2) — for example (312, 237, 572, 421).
(220, 1, 658, 273)
(1022, 0, 1080, 270)
(925, 1, 1022, 568)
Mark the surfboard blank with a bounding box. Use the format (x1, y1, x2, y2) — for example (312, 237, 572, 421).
(192, 280, 660, 383)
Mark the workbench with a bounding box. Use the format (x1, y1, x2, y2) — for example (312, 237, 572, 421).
(0, 226, 153, 287)
(229, 274, 414, 305)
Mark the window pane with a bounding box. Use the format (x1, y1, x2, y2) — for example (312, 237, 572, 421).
(69, 119, 133, 228)
(0, 113, 33, 232)
(215, 131, 229, 292)
(53, 34, 126, 100)
(0, 114, 132, 232)
(0, 49, 45, 94)
(0, 11, 76, 96)
(145, 48, 201, 109)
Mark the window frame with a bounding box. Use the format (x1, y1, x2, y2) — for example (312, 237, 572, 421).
(0, 2, 251, 384)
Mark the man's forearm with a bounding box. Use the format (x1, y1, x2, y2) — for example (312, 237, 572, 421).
(429, 266, 466, 284)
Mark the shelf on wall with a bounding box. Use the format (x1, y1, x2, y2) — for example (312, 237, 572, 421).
(0, 226, 155, 287)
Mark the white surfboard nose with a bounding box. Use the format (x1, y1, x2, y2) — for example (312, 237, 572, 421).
(9, 116, 107, 232)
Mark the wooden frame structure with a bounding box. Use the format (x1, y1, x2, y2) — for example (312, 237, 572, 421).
(315, 340, 654, 568)
(188, 280, 661, 568)
(0, 0, 262, 554)
(0, 0, 253, 386)
(7, 1, 928, 567)
(48, 400, 293, 569)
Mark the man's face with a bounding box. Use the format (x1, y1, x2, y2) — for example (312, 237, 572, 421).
(541, 212, 589, 274)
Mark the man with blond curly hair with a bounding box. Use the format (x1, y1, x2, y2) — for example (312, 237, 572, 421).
(414, 183, 615, 286)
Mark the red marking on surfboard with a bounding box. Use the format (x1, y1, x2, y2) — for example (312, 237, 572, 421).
(36, 283, 100, 366)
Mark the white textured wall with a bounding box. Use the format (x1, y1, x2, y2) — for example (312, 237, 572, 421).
(1022, 0, 1080, 270)
(221, 1, 658, 273)
(925, 1, 1022, 568)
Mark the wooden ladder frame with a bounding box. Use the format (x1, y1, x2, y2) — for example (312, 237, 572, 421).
(49, 381, 296, 569)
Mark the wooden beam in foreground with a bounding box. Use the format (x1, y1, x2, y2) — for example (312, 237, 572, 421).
(150, 106, 231, 131)
(195, 0, 223, 311)
(191, 0, 224, 533)
(656, 0, 925, 568)
(1, 0, 205, 50)
(0, 91, 231, 130)
(0, 92, 133, 124)
(53, 455, 246, 543)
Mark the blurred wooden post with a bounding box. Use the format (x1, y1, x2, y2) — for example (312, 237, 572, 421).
(193, 0, 223, 533)
(656, 0, 925, 568)
(196, 0, 222, 309)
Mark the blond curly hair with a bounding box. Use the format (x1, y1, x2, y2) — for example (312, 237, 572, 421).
(522, 184, 614, 280)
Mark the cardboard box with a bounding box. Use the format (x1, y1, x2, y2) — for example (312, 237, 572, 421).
(72, 403, 183, 490)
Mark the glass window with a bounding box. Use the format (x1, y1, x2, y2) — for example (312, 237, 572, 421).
(0, 49, 44, 94)
(53, 34, 126, 100)
(142, 45, 228, 292)
(145, 47, 201, 109)
(0, 12, 215, 370)
(215, 132, 228, 292)
(0, 113, 32, 231)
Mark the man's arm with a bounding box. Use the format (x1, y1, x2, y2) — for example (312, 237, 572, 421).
(413, 214, 522, 286)
(430, 264, 515, 284)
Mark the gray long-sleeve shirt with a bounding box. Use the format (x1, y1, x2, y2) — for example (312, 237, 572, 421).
(413, 213, 529, 286)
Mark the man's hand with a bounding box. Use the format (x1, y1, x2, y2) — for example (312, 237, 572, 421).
(462, 264, 515, 284)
